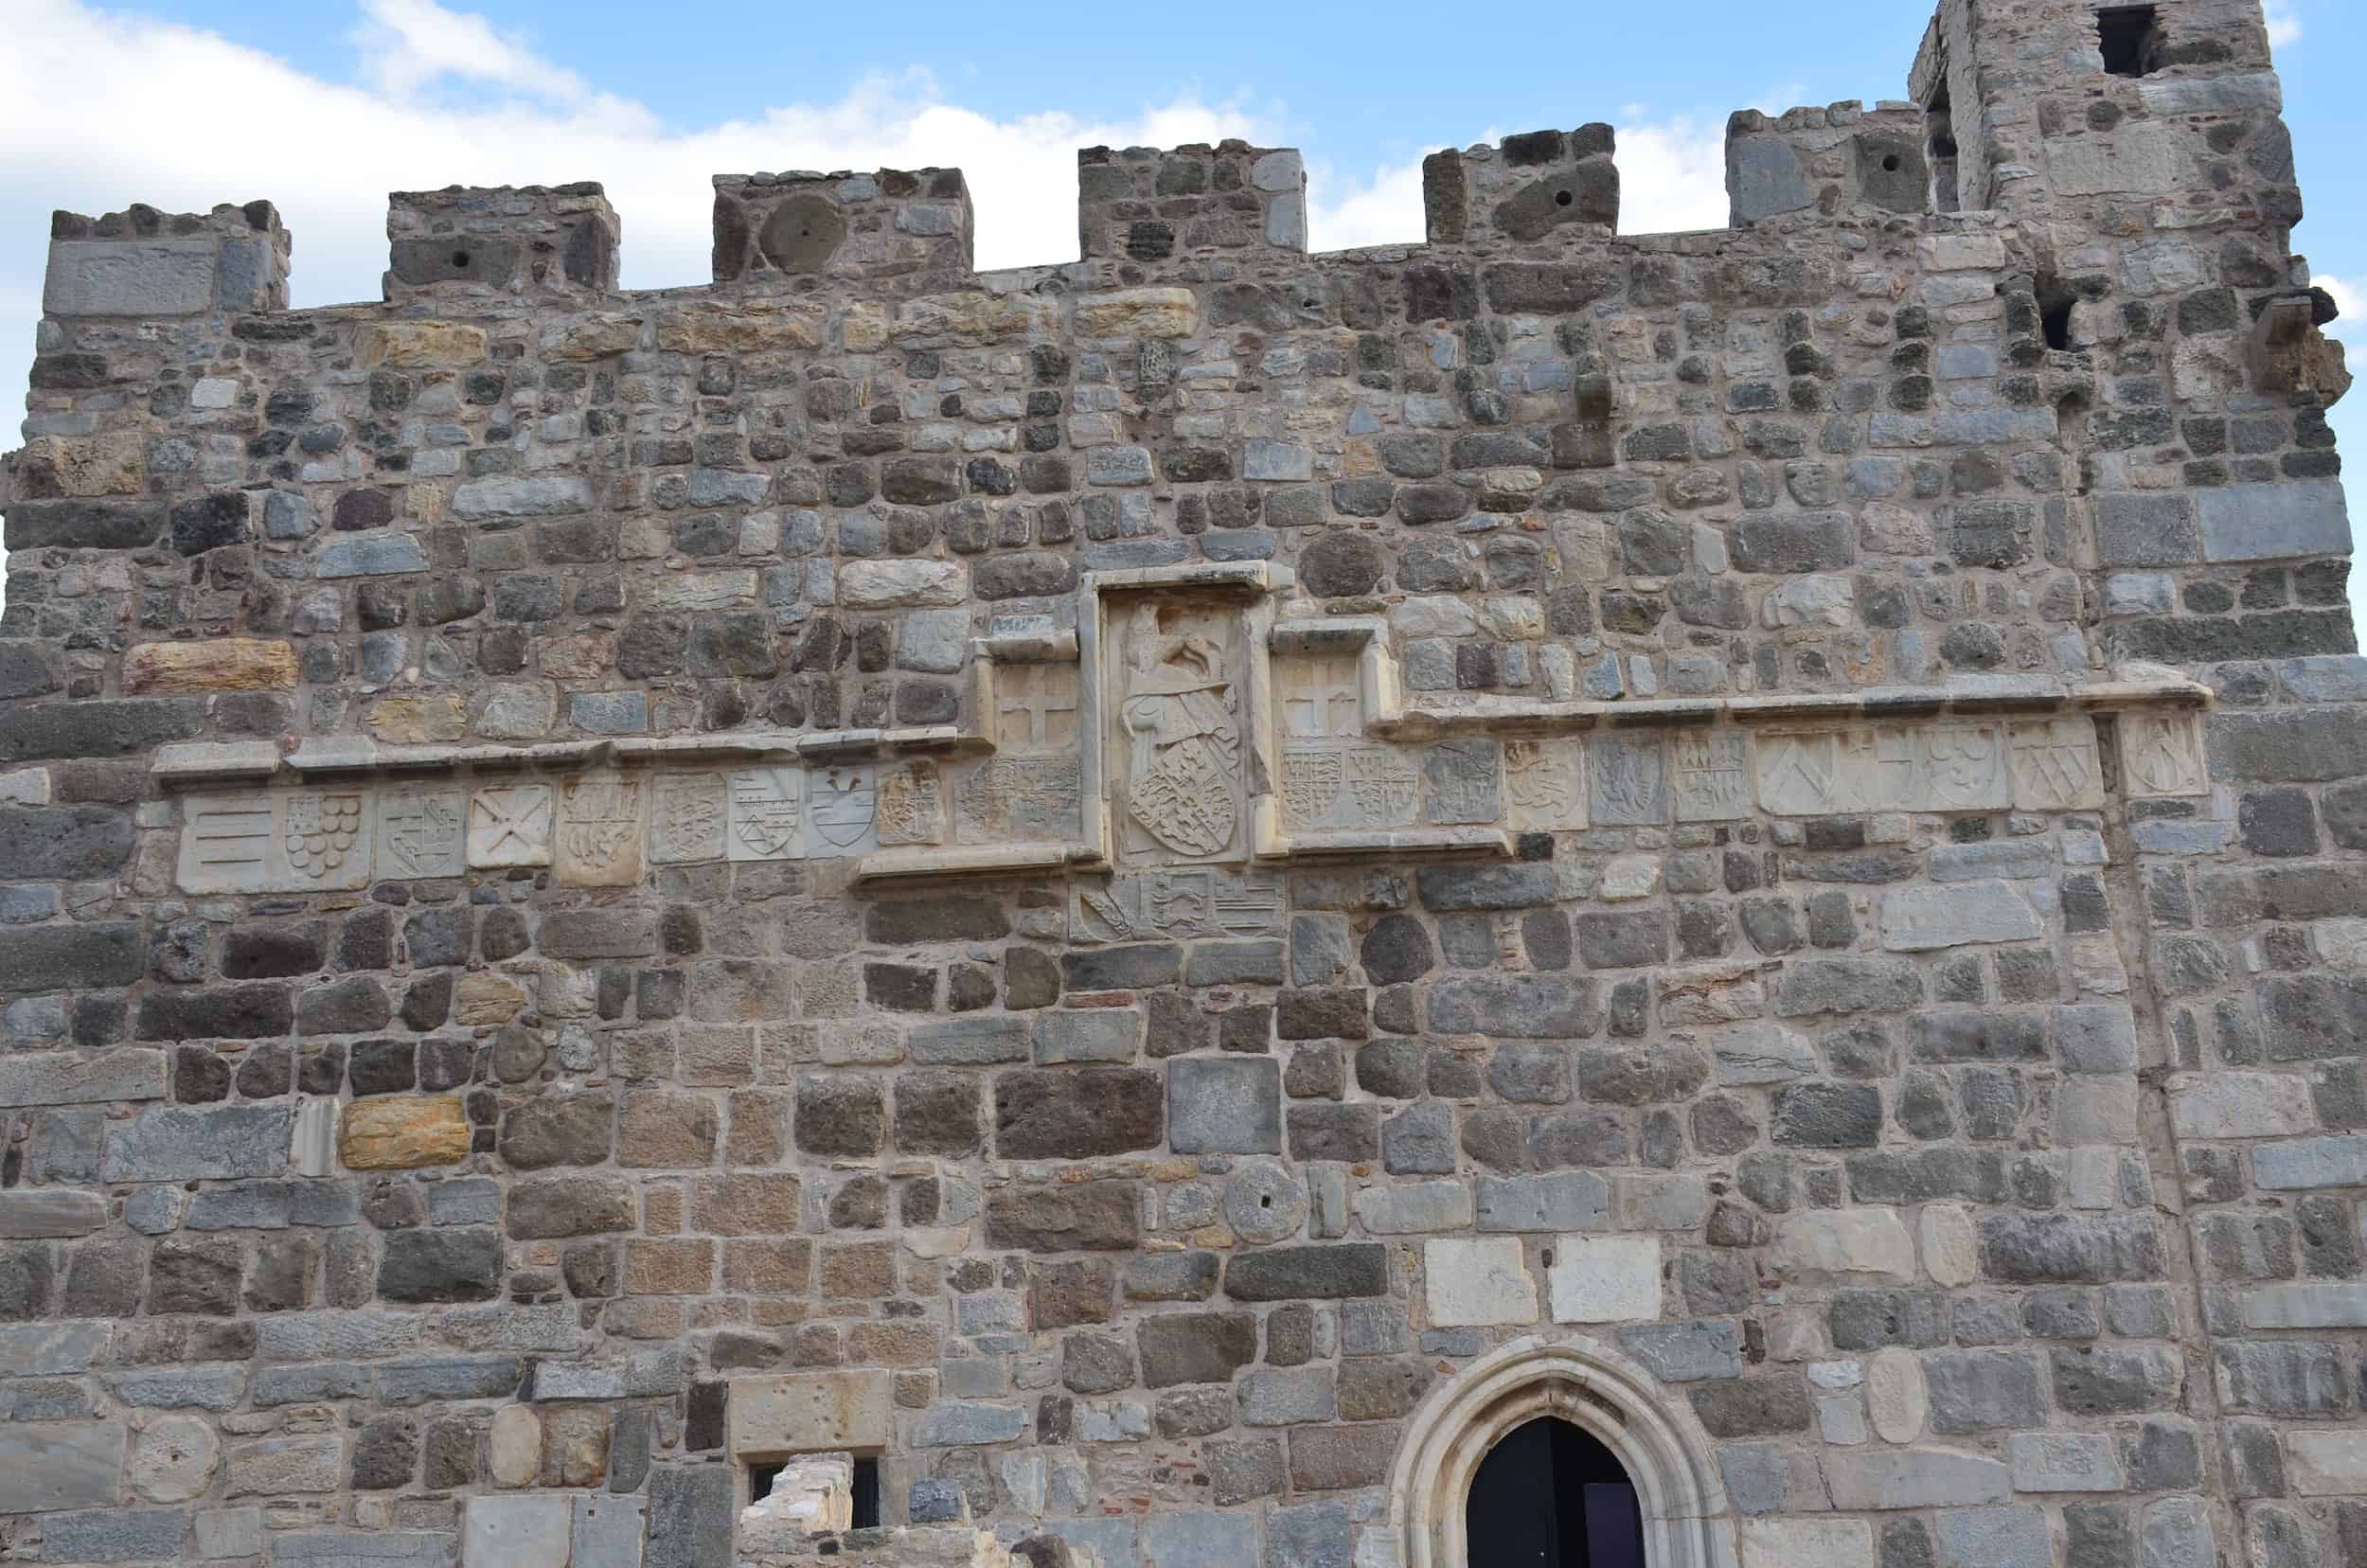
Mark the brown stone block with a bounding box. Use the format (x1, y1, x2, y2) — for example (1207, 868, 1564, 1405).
(1032, 1256, 1116, 1328)
(848, 1321, 940, 1365)
(539, 1404, 608, 1488)
(124, 639, 295, 695)
(618, 1089, 719, 1167)
(722, 1239, 814, 1295)
(724, 1089, 791, 1166)
(358, 321, 489, 367)
(691, 1172, 803, 1236)
(819, 1238, 897, 1299)
(1290, 1421, 1401, 1491)
(680, 1025, 757, 1084)
(366, 691, 467, 744)
(339, 1096, 470, 1169)
(623, 1238, 714, 1295)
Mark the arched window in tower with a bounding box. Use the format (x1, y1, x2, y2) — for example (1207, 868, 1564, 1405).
(1464, 1417, 1646, 1568)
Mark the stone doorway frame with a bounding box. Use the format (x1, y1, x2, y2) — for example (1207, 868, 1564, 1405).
(1386, 1335, 1737, 1568)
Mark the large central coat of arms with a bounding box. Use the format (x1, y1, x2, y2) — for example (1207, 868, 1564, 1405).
(1118, 603, 1240, 859)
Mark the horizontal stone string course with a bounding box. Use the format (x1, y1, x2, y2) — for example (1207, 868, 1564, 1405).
(6, 5, 2367, 1568)
(155, 699, 2209, 893)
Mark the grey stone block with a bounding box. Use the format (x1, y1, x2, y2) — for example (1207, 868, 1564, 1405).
(912, 1401, 1028, 1446)
(2095, 493, 2201, 566)
(1038, 1009, 1143, 1064)
(273, 1532, 453, 1568)
(1923, 1350, 2045, 1432)
(42, 1507, 186, 1560)
(645, 1466, 733, 1568)
(101, 1105, 292, 1183)
(1617, 1319, 1743, 1381)
(0, 1420, 124, 1514)
(1934, 1506, 2049, 1568)
(44, 241, 218, 316)
(1824, 1448, 2011, 1509)
(1729, 136, 1813, 222)
(0, 1047, 167, 1106)
(1167, 1058, 1281, 1154)
(1474, 1171, 1609, 1231)
(2198, 479, 2351, 562)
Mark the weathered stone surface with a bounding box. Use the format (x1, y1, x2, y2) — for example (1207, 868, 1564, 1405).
(0, 1046, 164, 1105)
(1422, 1237, 1537, 1327)
(0, 1420, 123, 1513)
(338, 1096, 470, 1169)
(1167, 1057, 1281, 1154)
(1825, 1448, 2010, 1509)
(1, 69, 2354, 1559)
(102, 1105, 292, 1182)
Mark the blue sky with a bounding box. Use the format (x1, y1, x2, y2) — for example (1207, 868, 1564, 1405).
(1, 0, 2359, 632)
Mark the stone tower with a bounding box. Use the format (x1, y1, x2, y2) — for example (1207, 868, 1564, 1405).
(0, 4, 2361, 1568)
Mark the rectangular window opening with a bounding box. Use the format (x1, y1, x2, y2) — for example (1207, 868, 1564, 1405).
(2098, 7, 2162, 77)
(748, 1460, 786, 1504)
(743, 1458, 885, 1524)
(851, 1456, 881, 1528)
(745, 1455, 881, 1529)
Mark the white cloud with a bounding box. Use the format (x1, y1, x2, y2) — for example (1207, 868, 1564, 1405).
(349, 0, 598, 106)
(2314, 273, 2360, 336)
(2265, 2, 2302, 49)
(0, 0, 1731, 443)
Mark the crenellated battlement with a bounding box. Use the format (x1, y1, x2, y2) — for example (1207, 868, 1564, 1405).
(1077, 140, 1308, 269)
(1723, 102, 1929, 227)
(1422, 126, 1619, 247)
(43, 199, 288, 319)
(713, 168, 975, 291)
(385, 182, 618, 303)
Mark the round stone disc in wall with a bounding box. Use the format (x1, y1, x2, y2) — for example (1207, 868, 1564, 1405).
(758, 193, 848, 274)
(1224, 1161, 1308, 1244)
(131, 1413, 220, 1503)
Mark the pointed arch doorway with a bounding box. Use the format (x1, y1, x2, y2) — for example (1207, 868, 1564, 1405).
(1386, 1336, 1737, 1568)
(1466, 1416, 1645, 1568)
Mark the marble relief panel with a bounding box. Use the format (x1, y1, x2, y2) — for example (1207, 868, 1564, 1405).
(377, 785, 466, 879)
(1109, 597, 1245, 865)
(1072, 867, 1286, 945)
(178, 789, 377, 895)
(2009, 717, 2106, 811)
(954, 757, 1083, 844)
(650, 772, 728, 864)
(556, 772, 647, 886)
(995, 664, 1081, 754)
(876, 762, 944, 847)
(2121, 711, 2209, 797)
(1504, 739, 1588, 832)
(1592, 734, 1667, 825)
(1670, 731, 1750, 823)
(806, 765, 880, 859)
(469, 784, 553, 869)
(728, 767, 807, 862)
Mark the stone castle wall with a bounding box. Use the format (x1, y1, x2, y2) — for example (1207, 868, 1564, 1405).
(0, 3, 2363, 1568)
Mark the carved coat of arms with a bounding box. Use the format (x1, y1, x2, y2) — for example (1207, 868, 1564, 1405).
(1119, 604, 1239, 859)
(560, 775, 643, 872)
(284, 793, 365, 879)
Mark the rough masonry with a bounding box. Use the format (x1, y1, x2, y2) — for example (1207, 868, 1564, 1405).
(0, 3, 2363, 1568)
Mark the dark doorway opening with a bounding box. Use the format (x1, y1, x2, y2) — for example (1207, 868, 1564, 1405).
(1465, 1417, 1645, 1568)
(747, 1455, 882, 1529)
(2097, 7, 2163, 77)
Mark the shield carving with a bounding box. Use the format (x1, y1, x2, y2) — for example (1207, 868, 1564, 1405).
(284, 793, 365, 879)
(1118, 605, 1240, 859)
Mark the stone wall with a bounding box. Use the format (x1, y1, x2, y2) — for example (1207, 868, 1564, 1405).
(1, 3, 2363, 1568)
